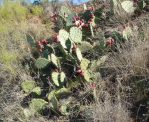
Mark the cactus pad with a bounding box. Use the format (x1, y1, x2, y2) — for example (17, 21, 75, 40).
(60, 72, 66, 83)
(59, 30, 69, 49)
(76, 48, 83, 62)
(60, 104, 69, 115)
(50, 95, 58, 110)
(84, 71, 90, 82)
(29, 99, 48, 113)
(66, 13, 76, 27)
(59, 29, 69, 41)
(23, 108, 32, 118)
(47, 90, 56, 101)
(26, 34, 36, 47)
(55, 88, 70, 98)
(21, 80, 36, 93)
(50, 54, 59, 67)
(70, 27, 82, 43)
(32, 87, 41, 96)
(80, 58, 90, 71)
(121, 1, 136, 14)
(51, 72, 60, 86)
(78, 41, 93, 53)
(35, 58, 50, 69)
(59, 6, 72, 19)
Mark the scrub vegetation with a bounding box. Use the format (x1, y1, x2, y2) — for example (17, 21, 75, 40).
(0, 0, 149, 122)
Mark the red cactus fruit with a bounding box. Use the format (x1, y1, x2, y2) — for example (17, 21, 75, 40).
(88, 7, 94, 11)
(79, 71, 84, 77)
(52, 35, 60, 43)
(75, 20, 81, 26)
(41, 39, 48, 45)
(51, 13, 58, 22)
(76, 69, 84, 77)
(89, 82, 96, 89)
(76, 67, 84, 77)
(106, 38, 115, 47)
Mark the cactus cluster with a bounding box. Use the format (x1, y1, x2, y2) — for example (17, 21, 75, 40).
(22, 4, 129, 118)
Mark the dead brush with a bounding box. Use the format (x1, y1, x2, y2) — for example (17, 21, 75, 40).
(100, 17, 149, 121)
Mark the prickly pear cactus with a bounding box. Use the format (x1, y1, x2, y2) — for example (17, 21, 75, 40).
(59, 29, 69, 41)
(90, 55, 108, 72)
(60, 104, 69, 115)
(29, 99, 48, 113)
(84, 71, 91, 82)
(47, 90, 55, 101)
(79, 41, 93, 53)
(66, 13, 76, 27)
(21, 80, 36, 93)
(50, 95, 58, 110)
(80, 58, 90, 71)
(65, 39, 73, 52)
(59, 29, 69, 49)
(23, 108, 32, 118)
(35, 58, 50, 69)
(51, 72, 60, 86)
(32, 87, 41, 95)
(26, 34, 36, 47)
(70, 27, 82, 43)
(59, 72, 66, 83)
(76, 48, 83, 62)
(121, 0, 136, 14)
(138, 1, 146, 10)
(55, 88, 70, 98)
(59, 6, 72, 19)
(49, 53, 59, 67)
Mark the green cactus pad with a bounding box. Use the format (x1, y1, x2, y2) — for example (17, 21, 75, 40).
(51, 72, 60, 86)
(59, 30, 69, 49)
(43, 49, 49, 59)
(50, 95, 58, 110)
(55, 88, 71, 98)
(60, 104, 69, 115)
(93, 72, 102, 81)
(84, 71, 91, 82)
(21, 80, 36, 93)
(60, 72, 66, 83)
(50, 54, 59, 67)
(46, 44, 55, 54)
(26, 34, 36, 47)
(66, 13, 76, 27)
(29, 99, 48, 113)
(78, 41, 93, 53)
(70, 27, 82, 43)
(59, 6, 72, 19)
(90, 55, 108, 71)
(76, 48, 83, 62)
(47, 90, 56, 101)
(35, 58, 50, 69)
(121, 1, 136, 14)
(65, 39, 73, 52)
(23, 108, 32, 118)
(59, 45, 68, 56)
(80, 58, 90, 71)
(32, 87, 41, 96)
(138, 1, 146, 10)
(59, 29, 69, 41)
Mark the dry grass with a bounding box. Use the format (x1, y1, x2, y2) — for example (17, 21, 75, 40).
(0, 2, 54, 122)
